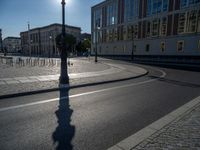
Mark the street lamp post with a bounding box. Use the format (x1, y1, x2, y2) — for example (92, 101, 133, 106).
(28, 22, 31, 58)
(95, 26, 100, 63)
(131, 26, 134, 61)
(49, 34, 52, 58)
(59, 0, 69, 85)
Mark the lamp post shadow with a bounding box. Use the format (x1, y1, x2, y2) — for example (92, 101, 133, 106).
(52, 87, 75, 150)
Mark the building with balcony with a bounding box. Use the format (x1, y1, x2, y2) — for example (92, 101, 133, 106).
(20, 23, 81, 57)
(91, 0, 200, 62)
(3, 37, 21, 53)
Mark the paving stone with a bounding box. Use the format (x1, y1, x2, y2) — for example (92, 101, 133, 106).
(0, 57, 148, 97)
(132, 104, 200, 150)
(0, 81, 6, 85)
(5, 80, 20, 84)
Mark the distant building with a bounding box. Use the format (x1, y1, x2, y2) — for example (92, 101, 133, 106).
(20, 23, 81, 57)
(91, 0, 200, 61)
(3, 37, 21, 53)
(0, 29, 3, 52)
(81, 33, 91, 41)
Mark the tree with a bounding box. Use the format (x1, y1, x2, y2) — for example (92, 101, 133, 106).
(56, 33, 76, 54)
(82, 38, 91, 50)
(76, 38, 91, 55)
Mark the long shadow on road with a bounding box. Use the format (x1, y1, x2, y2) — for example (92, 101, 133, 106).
(52, 88, 75, 150)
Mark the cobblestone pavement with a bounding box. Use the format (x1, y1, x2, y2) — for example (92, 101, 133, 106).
(0, 58, 110, 78)
(0, 64, 122, 85)
(0, 57, 148, 96)
(132, 104, 200, 150)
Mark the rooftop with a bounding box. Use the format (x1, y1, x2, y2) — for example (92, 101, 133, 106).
(4, 37, 21, 40)
(20, 23, 81, 34)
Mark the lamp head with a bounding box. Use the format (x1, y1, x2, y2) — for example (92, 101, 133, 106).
(61, 0, 65, 5)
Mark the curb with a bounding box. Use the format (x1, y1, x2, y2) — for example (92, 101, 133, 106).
(108, 95, 200, 150)
(0, 71, 148, 99)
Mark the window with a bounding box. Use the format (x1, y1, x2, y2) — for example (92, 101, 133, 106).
(146, 21, 151, 37)
(189, 0, 195, 4)
(195, 0, 200, 3)
(123, 26, 127, 40)
(198, 10, 200, 32)
(157, 0, 162, 13)
(102, 30, 106, 43)
(151, 0, 168, 14)
(124, 0, 139, 22)
(178, 13, 186, 34)
(163, 0, 169, 12)
(181, 0, 200, 8)
(177, 40, 184, 51)
(127, 25, 133, 40)
(160, 17, 167, 36)
(160, 42, 165, 52)
(106, 30, 109, 42)
(152, 0, 158, 14)
(146, 44, 150, 52)
(147, 0, 152, 16)
(114, 28, 118, 41)
(187, 10, 198, 33)
(107, 2, 118, 26)
(180, 0, 188, 8)
(129, 25, 138, 39)
(109, 29, 113, 42)
(152, 19, 160, 36)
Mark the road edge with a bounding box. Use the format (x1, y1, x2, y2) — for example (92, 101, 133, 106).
(107, 95, 200, 150)
(0, 70, 148, 99)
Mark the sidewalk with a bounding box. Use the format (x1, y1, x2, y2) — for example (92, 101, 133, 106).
(108, 96, 200, 150)
(0, 57, 148, 98)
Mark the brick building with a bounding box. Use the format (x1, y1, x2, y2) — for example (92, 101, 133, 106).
(91, 0, 200, 62)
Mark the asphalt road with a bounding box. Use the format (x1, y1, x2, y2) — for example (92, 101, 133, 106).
(0, 60, 200, 150)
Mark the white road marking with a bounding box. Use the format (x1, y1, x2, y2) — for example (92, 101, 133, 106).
(0, 68, 166, 112)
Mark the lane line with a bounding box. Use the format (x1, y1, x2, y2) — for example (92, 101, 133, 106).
(0, 68, 166, 112)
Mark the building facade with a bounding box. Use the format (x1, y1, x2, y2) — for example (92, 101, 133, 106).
(20, 23, 81, 57)
(91, 0, 200, 61)
(3, 37, 21, 53)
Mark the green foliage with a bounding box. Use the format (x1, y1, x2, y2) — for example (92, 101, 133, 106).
(82, 38, 91, 49)
(76, 38, 91, 53)
(56, 33, 76, 51)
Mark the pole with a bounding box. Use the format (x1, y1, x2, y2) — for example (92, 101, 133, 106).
(59, 0, 69, 85)
(95, 27, 98, 62)
(131, 26, 134, 61)
(28, 22, 31, 58)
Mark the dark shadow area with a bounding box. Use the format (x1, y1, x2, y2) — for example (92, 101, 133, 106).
(148, 75, 200, 88)
(52, 88, 75, 150)
(135, 61, 200, 72)
(100, 56, 200, 72)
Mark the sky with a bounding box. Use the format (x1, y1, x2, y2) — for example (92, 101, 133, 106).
(0, 0, 104, 39)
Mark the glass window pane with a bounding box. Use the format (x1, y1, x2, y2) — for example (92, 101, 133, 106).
(163, 0, 168, 12)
